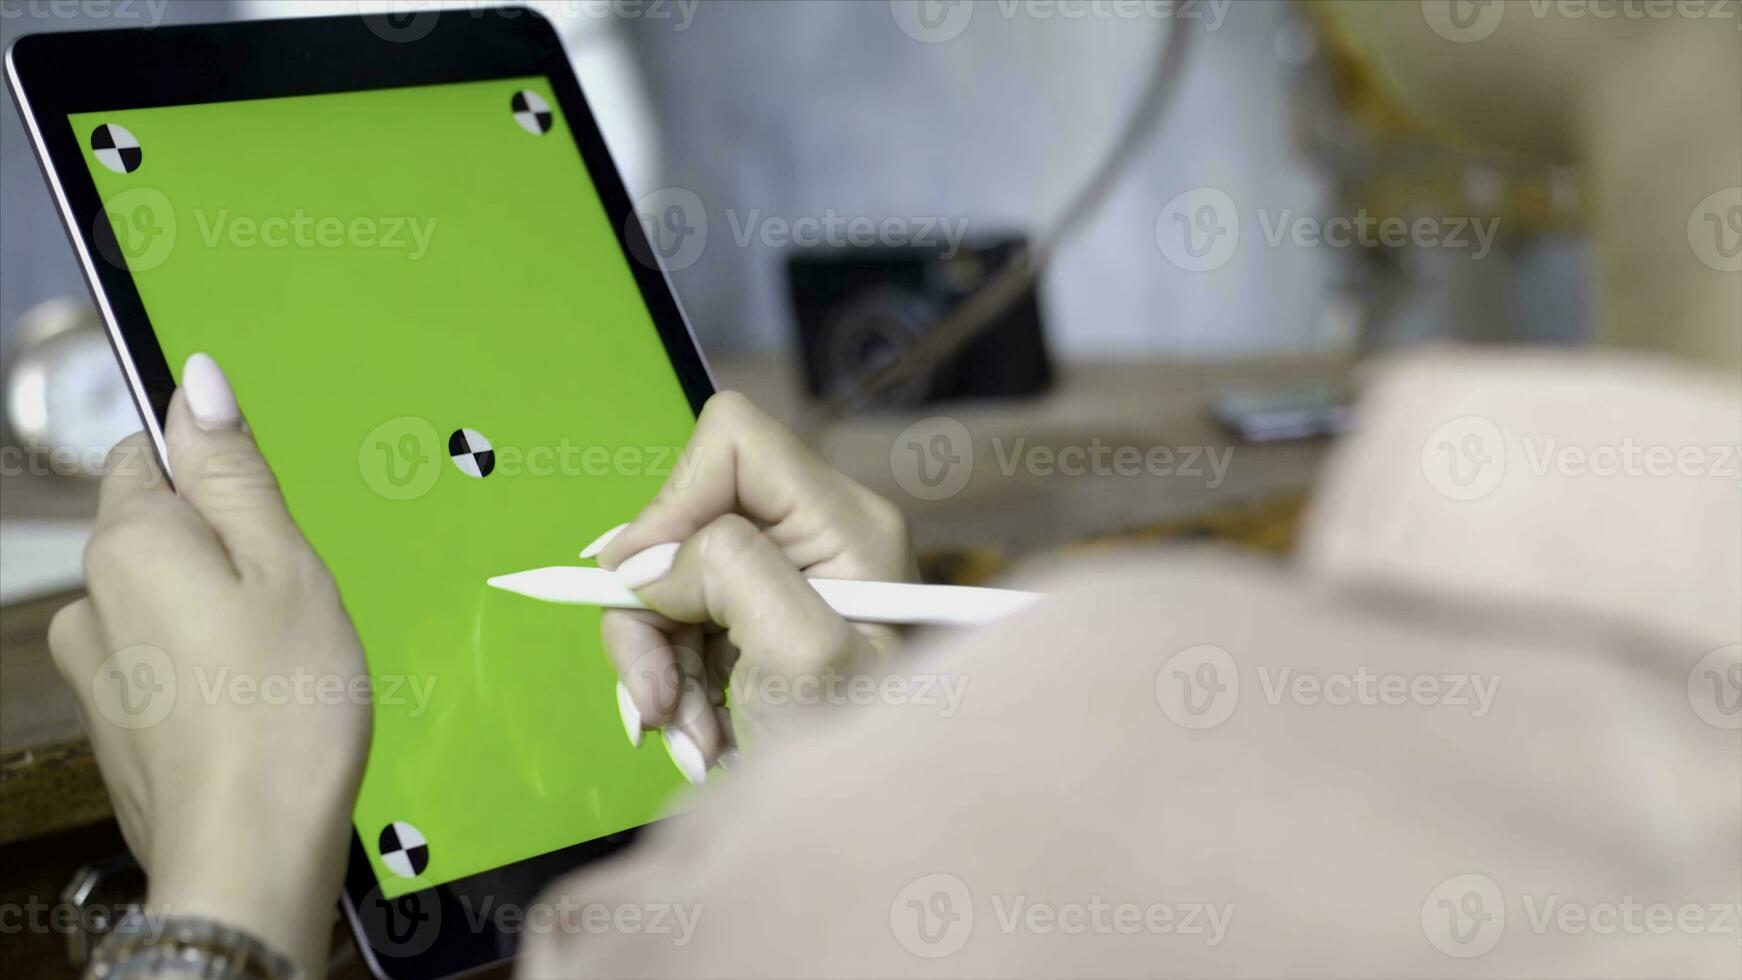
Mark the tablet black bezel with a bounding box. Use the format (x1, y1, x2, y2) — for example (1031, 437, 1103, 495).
(7, 10, 713, 979)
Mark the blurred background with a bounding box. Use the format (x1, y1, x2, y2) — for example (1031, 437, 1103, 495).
(5, 2, 1730, 975)
(0, 0, 1596, 592)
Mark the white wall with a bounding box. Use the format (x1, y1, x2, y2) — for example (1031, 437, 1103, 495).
(624, 0, 1339, 356)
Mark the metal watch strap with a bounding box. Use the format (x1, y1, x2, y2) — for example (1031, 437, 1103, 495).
(87, 911, 302, 980)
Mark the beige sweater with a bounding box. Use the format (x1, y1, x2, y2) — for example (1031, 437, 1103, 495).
(521, 349, 1741, 978)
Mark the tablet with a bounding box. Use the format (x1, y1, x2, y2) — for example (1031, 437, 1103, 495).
(8, 10, 712, 979)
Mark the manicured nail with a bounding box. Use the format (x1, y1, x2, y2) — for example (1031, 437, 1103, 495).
(662, 728, 707, 785)
(182, 353, 241, 431)
(617, 682, 642, 748)
(617, 542, 680, 589)
(581, 523, 630, 560)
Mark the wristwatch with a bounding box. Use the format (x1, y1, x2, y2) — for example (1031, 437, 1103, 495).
(87, 911, 301, 980)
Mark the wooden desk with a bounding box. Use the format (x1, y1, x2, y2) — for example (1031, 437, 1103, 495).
(712, 354, 1342, 557)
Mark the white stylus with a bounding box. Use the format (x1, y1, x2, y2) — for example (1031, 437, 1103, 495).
(486, 565, 1039, 626)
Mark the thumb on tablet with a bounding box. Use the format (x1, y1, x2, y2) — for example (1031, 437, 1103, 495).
(164, 353, 307, 576)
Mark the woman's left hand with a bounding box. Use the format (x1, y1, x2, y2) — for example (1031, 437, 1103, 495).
(49, 354, 370, 976)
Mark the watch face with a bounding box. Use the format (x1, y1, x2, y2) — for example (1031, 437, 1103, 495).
(47, 334, 138, 465)
(7, 318, 138, 475)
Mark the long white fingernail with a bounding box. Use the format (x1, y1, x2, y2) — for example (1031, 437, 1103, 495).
(182, 353, 241, 431)
(617, 542, 680, 589)
(617, 682, 642, 748)
(663, 728, 707, 785)
(581, 523, 629, 560)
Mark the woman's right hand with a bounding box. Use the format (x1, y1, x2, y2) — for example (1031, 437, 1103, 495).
(590, 392, 918, 783)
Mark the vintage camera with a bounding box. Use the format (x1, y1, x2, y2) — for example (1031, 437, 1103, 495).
(785, 236, 1053, 407)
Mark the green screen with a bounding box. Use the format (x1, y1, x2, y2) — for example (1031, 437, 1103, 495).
(73, 78, 695, 898)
